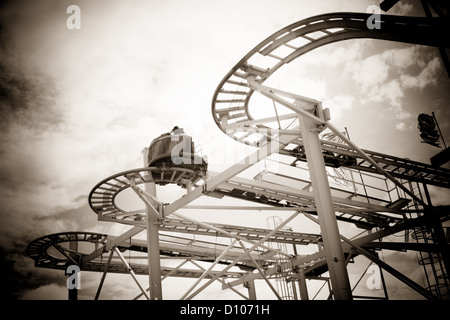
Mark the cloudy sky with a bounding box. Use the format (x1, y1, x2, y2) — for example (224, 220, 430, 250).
(1, 0, 449, 300)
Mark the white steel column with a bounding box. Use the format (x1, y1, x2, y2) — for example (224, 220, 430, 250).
(297, 267, 309, 300)
(298, 102, 352, 300)
(245, 280, 257, 300)
(142, 147, 163, 300)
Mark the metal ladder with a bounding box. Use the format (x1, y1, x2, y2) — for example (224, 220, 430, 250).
(266, 216, 297, 300)
(406, 180, 449, 299)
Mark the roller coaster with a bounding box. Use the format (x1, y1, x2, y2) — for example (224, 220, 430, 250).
(27, 1, 450, 300)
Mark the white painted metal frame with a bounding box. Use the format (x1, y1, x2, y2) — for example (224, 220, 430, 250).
(27, 10, 450, 301)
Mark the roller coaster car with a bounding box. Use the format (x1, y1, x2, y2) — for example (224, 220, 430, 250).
(290, 145, 356, 168)
(147, 127, 208, 172)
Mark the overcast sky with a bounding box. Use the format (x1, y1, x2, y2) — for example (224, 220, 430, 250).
(1, 0, 449, 300)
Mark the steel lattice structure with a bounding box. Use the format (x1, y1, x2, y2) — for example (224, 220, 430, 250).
(27, 4, 450, 300)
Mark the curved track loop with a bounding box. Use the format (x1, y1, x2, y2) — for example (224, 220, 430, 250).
(27, 232, 108, 269)
(88, 166, 408, 230)
(88, 168, 323, 245)
(89, 167, 205, 222)
(212, 12, 450, 189)
(212, 12, 449, 133)
(26, 231, 251, 277)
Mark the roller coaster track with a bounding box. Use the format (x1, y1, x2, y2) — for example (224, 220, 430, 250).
(27, 207, 448, 285)
(88, 167, 408, 231)
(26, 232, 252, 277)
(212, 12, 450, 189)
(28, 10, 450, 300)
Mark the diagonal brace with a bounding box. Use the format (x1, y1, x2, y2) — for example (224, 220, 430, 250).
(128, 176, 164, 220)
(304, 212, 438, 300)
(238, 240, 282, 300)
(114, 247, 150, 300)
(184, 211, 300, 299)
(326, 123, 426, 206)
(190, 260, 249, 300)
(180, 239, 238, 300)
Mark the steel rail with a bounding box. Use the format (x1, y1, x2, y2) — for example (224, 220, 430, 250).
(211, 12, 450, 188)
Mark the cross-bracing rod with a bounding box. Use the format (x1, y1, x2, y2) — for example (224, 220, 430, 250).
(303, 212, 439, 300)
(180, 239, 238, 300)
(113, 247, 150, 300)
(133, 260, 190, 300)
(189, 260, 249, 300)
(94, 249, 114, 300)
(183, 211, 300, 300)
(238, 240, 283, 300)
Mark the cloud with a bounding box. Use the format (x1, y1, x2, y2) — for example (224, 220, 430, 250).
(20, 283, 68, 300)
(350, 54, 390, 90)
(395, 122, 408, 131)
(286, 42, 442, 135)
(380, 46, 419, 69)
(427, 186, 450, 206)
(323, 94, 355, 122)
(400, 56, 442, 89)
(369, 79, 411, 120)
(1, 246, 67, 300)
(388, 0, 415, 16)
(351, 45, 443, 130)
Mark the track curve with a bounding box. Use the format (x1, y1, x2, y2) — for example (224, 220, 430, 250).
(212, 12, 449, 137)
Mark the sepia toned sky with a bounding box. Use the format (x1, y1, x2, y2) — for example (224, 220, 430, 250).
(1, 0, 449, 300)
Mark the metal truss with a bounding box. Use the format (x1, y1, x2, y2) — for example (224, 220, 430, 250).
(27, 9, 450, 300)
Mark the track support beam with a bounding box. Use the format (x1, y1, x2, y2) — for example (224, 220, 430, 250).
(142, 147, 163, 300)
(298, 102, 352, 300)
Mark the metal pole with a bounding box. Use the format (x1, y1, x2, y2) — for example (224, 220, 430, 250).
(339, 235, 438, 300)
(142, 147, 163, 300)
(94, 249, 114, 300)
(245, 281, 257, 300)
(68, 240, 78, 301)
(298, 102, 352, 300)
(305, 211, 438, 300)
(298, 267, 309, 300)
(432, 112, 447, 149)
(423, 184, 450, 289)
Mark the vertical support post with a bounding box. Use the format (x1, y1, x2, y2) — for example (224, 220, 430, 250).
(298, 102, 352, 300)
(245, 280, 257, 300)
(432, 112, 447, 149)
(297, 267, 309, 300)
(142, 147, 163, 300)
(291, 280, 299, 300)
(68, 241, 78, 301)
(423, 184, 450, 288)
